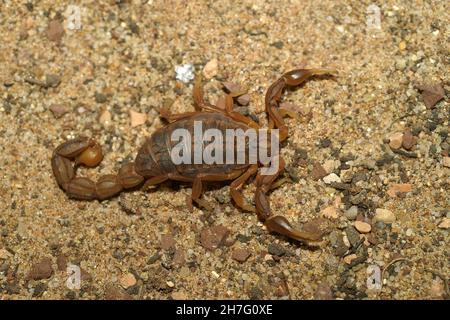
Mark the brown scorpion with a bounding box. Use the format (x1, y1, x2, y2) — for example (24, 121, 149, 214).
(51, 68, 334, 244)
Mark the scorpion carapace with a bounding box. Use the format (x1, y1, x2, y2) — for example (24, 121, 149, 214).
(51, 68, 335, 244)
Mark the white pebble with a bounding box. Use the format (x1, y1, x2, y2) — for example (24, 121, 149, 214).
(323, 173, 341, 184)
(175, 64, 195, 83)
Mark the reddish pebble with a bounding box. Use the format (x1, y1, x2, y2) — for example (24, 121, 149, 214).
(387, 183, 413, 197)
(173, 249, 185, 265)
(28, 257, 54, 280)
(232, 248, 251, 262)
(311, 162, 327, 180)
(236, 94, 250, 106)
(402, 130, 416, 150)
(46, 20, 64, 42)
(200, 225, 230, 251)
(105, 284, 133, 300)
(417, 83, 445, 109)
(49, 104, 68, 118)
(160, 234, 176, 250)
(222, 81, 242, 94)
(388, 132, 403, 150)
(56, 254, 67, 271)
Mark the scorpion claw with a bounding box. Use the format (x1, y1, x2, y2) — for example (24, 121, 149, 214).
(75, 142, 103, 167)
(265, 215, 323, 245)
(54, 137, 93, 158)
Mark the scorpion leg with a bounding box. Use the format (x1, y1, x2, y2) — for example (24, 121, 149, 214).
(265, 68, 336, 142)
(254, 155, 323, 245)
(142, 175, 168, 190)
(229, 164, 258, 212)
(178, 170, 246, 211)
(52, 138, 144, 200)
(159, 108, 199, 123)
(191, 177, 212, 211)
(224, 94, 259, 129)
(193, 74, 224, 112)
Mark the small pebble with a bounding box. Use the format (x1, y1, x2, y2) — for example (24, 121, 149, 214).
(268, 243, 286, 256)
(175, 64, 195, 83)
(405, 228, 414, 237)
(49, 104, 68, 118)
(45, 74, 61, 88)
(388, 132, 403, 150)
(323, 173, 341, 184)
(323, 159, 338, 174)
(438, 218, 449, 229)
(56, 254, 67, 271)
(264, 254, 274, 262)
(160, 234, 176, 250)
(271, 41, 284, 49)
(105, 284, 133, 300)
(343, 254, 357, 264)
(129, 110, 147, 127)
(95, 92, 107, 103)
(387, 183, 413, 197)
(28, 257, 54, 280)
(342, 235, 351, 247)
(395, 58, 407, 70)
(402, 130, 416, 150)
(0, 249, 11, 260)
(231, 248, 251, 262)
(443, 157, 450, 168)
(171, 291, 187, 300)
(236, 94, 250, 106)
(202, 58, 218, 79)
(120, 273, 136, 289)
(173, 249, 185, 265)
(344, 206, 358, 220)
(200, 225, 230, 251)
(99, 110, 112, 125)
(46, 20, 64, 42)
(322, 206, 339, 219)
(354, 221, 371, 233)
(222, 81, 243, 94)
(320, 138, 332, 148)
(311, 162, 328, 180)
(345, 226, 361, 247)
(417, 83, 445, 109)
(373, 208, 396, 224)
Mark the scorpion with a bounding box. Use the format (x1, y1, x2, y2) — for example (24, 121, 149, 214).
(51, 68, 334, 244)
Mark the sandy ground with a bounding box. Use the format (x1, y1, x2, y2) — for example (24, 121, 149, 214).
(0, 0, 448, 300)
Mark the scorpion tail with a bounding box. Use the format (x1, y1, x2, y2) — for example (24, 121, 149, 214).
(51, 137, 144, 200)
(265, 68, 336, 143)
